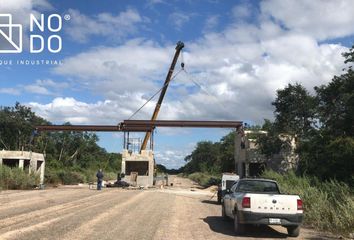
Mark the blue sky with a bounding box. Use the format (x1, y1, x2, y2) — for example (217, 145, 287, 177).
(1, 0, 354, 168)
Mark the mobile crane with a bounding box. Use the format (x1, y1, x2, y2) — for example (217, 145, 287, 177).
(36, 41, 244, 187)
(140, 41, 184, 151)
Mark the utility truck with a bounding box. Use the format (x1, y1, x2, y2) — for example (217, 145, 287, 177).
(222, 178, 303, 237)
(217, 173, 239, 204)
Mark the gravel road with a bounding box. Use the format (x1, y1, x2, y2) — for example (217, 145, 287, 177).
(0, 176, 333, 240)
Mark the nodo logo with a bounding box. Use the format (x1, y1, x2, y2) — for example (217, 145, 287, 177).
(0, 13, 66, 54)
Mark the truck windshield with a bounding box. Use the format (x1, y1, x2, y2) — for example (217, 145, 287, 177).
(236, 180, 279, 193)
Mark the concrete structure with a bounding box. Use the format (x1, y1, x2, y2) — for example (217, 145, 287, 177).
(121, 149, 154, 187)
(273, 134, 299, 172)
(234, 128, 246, 178)
(235, 130, 299, 177)
(0, 150, 45, 184)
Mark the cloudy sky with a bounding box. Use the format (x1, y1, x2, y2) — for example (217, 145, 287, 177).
(1, 0, 354, 168)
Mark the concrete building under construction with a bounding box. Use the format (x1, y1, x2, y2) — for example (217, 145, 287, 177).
(0, 150, 45, 184)
(121, 149, 155, 187)
(234, 130, 299, 177)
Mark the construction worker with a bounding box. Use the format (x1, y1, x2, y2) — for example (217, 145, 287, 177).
(96, 169, 104, 190)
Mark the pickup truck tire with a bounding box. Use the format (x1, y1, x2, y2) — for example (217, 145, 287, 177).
(233, 212, 245, 235)
(287, 226, 300, 237)
(217, 191, 221, 204)
(221, 203, 228, 220)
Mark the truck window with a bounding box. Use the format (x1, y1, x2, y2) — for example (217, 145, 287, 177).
(226, 180, 236, 190)
(230, 182, 238, 192)
(236, 180, 279, 193)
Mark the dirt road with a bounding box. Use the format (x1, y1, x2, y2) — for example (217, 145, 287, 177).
(0, 176, 332, 240)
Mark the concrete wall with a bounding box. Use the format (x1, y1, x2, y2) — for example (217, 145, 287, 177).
(0, 150, 45, 184)
(121, 149, 154, 187)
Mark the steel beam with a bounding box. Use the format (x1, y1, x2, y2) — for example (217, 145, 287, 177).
(122, 120, 242, 128)
(36, 120, 242, 132)
(36, 125, 152, 132)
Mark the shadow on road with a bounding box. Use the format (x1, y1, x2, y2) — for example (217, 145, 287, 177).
(202, 216, 289, 238)
(201, 199, 220, 205)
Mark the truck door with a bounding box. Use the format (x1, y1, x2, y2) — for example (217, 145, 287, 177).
(225, 182, 238, 217)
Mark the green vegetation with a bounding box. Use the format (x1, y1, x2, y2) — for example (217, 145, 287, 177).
(0, 165, 39, 190)
(181, 134, 237, 175)
(156, 164, 181, 175)
(187, 172, 220, 187)
(0, 103, 121, 188)
(257, 45, 354, 186)
(262, 170, 354, 236)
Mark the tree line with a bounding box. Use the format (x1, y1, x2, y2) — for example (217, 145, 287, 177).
(0, 103, 121, 184)
(182, 45, 354, 187)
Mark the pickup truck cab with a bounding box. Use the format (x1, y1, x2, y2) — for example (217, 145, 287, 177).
(222, 178, 303, 237)
(217, 173, 239, 204)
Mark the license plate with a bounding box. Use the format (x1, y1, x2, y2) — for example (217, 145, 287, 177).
(269, 218, 281, 224)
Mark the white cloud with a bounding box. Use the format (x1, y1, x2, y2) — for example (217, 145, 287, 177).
(155, 149, 191, 169)
(65, 8, 146, 43)
(28, 95, 153, 125)
(0, 79, 70, 96)
(46, 35, 348, 125)
(0, 0, 53, 18)
(0, 88, 21, 95)
(25, 85, 51, 95)
(54, 39, 172, 97)
(35, 79, 69, 89)
(0, 0, 53, 50)
(261, 0, 354, 40)
(33, 1, 351, 128)
(169, 12, 194, 30)
(204, 15, 219, 31)
(232, 2, 252, 19)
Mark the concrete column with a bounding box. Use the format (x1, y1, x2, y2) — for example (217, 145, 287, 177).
(240, 148, 246, 177)
(234, 130, 241, 177)
(40, 161, 45, 184)
(0, 157, 2, 165)
(245, 163, 249, 177)
(234, 128, 245, 178)
(19, 159, 24, 170)
(149, 158, 154, 186)
(121, 160, 126, 174)
(30, 158, 37, 174)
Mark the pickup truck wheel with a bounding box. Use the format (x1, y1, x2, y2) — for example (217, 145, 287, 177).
(287, 226, 300, 237)
(233, 212, 245, 235)
(221, 203, 228, 220)
(217, 192, 221, 204)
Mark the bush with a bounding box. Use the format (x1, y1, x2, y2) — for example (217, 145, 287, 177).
(262, 170, 354, 236)
(188, 172, 221, 187)
(57, 170, 85, 185)
(0, 165, 40, 190)
(82, 169, 96, 183)
(45, 168, 119, 185)
(44, 168, 61, 185)
(103, 171, 117, 181)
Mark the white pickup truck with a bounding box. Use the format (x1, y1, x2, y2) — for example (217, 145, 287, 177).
(222, 178, 303, 237)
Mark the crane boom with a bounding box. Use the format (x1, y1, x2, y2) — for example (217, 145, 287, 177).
(140, 41, 184, 151)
